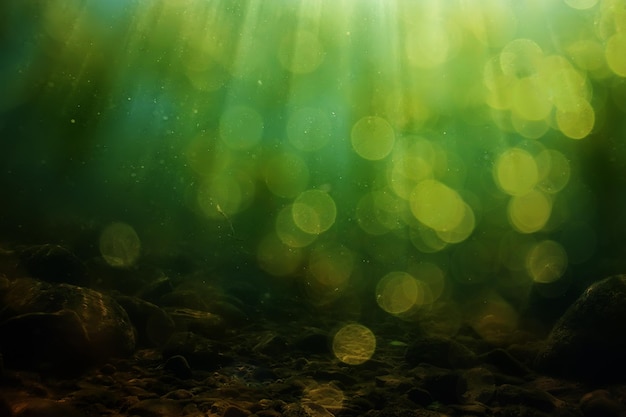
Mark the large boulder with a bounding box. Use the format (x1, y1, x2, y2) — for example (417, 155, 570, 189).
(0, 277, 135, 376)
(534, 274, 626, 381)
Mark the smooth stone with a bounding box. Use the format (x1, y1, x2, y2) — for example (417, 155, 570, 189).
(18, 244, 88, 287)
(115, 295, 175, 347)
(535, 275, 626, 381)
(404, 336, 477, 369)
(0, 278, 135, 375)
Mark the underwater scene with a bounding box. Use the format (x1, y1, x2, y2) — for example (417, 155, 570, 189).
(2, 0, 626, 416)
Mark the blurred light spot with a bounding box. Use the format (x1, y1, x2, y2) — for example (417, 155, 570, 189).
(410, 225, 448, 253)
(376, 271, 423, 315)
(495, 148, 538, 196)
(544, 55, 590, 112)
(556, 99, 595, 139)
(508, 190, 552, 233)
(410, 179, 465, 232)
(462, 0, 517, 48)
(303, 383, 345, 415)
(567, 40, 606, 72)
(500, 38, 543, 78)
(351, 116, 395, 161)
(264, 152, 309, 198)
(526, 239, 568, 283)
(219, 105, 263, 150)
(332, 324, 376, 365)
(483, 56, 515, 110)
(436, 202, 476, 243)
(511, 113, 549, 139)
(257, 233, 303, 277)
(564, 0, 598, 9)
(405, 21, 458, 68)
(278, 30, 325, 74)
(536, 149, 571, 194)
(469, 294, 518, 345)
(292, 189, 337, 235)
(511, 76, 551, 121)
(287, 107, 332, 152)
(99, 222, 141, 268)
(275, 205, 317, 248)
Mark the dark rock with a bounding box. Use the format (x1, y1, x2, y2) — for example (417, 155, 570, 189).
(293, 330, 329, 354)
(579, 390, 625, 417)
(253, 332, 289, 356)
(420, 369, 464, 404)
(406, 387, 433, 406)
(163, 355, 192, 379)
(405, 336, 477, 369)
(0, 278, 135, 375)
(17, 245, 89, 286)
(115, 295, 175, 347)
(479, 348, 531, 377)
(137, 275, 175, 304)
(166, 308, 226, 337)
(127, 398, 183, 417)
(160, 289, 209, 311)
(162, 332, 232, 370)
(12, 398, 84, 417)
(494, 384, 555, 412)
(535, 275, 626, 381)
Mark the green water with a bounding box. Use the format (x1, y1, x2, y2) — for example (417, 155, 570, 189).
(1, 0, 626, 336)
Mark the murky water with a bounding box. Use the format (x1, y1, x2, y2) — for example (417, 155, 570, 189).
(2, 0, 626, 338)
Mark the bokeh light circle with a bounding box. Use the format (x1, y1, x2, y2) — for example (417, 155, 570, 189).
(99, 222, 141, 268)
(376, 271, 423, 315)
(495, 148, 539, 196)
(409, 179, 465, 232)
(292, 189, 337, 235)
(526, 239, 568, 283)
(332, 324, 376, 365)
(351, 116, 395, 161)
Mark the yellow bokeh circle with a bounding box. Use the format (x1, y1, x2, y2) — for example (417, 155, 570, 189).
(376, 271, 423, 315)
(292, 189, 337, 234)
(495, 148, 539, 196)
(410, 179, 465, 232)
(351, 116, 395, 161)
(332, 324, 376, 365)
(99, 222, 141, 268)
(526, 240, 568, 283)
(508, 190, 552, 233)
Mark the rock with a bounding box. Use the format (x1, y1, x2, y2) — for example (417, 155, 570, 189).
(535, 275, 626, 381)
(163, 355, 192, 379)
(579, 390, 625, 417)
(0, 278, 135, 375)
(479, 348, 531, 377)
(115, 295, 175, 347)
(127, 399, 183, 417)
(18, 244, 88, 286)
(405, 336, 477, 369)
(166, 308, 226, 338)
(494, 384, 556, 412)
(162, 332, 232, 370)
(12, 398, 84, 417)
